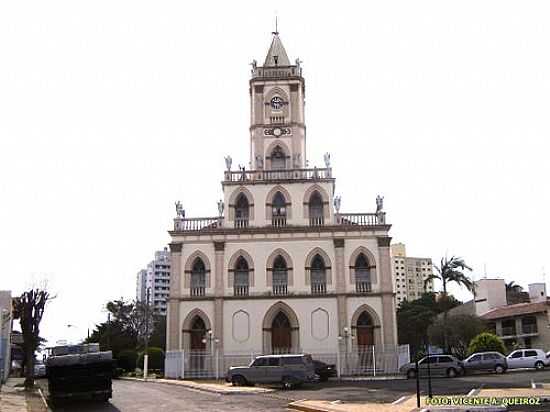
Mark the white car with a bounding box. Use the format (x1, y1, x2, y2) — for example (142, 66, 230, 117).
(506, 349, 549, 370)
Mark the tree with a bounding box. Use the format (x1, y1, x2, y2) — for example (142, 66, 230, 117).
(86, 298, 161, 357)
(505, 281, 529, 305)
(428, 314, 487, 359)
(424, 256, 473, 351)
(12, 288, 54, 390)
(425, 256, 473, 295)
(468, 332, 506, 356)
(137, 347, 165, 371)
(397, 292, 461, 356)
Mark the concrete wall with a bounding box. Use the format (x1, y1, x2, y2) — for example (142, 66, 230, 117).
(0, 291, 12, 383)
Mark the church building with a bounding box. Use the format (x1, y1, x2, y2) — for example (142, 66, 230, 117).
(166, 31, 397, 359)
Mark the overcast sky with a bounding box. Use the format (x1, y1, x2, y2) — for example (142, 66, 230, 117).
(1, 0, 549, 345)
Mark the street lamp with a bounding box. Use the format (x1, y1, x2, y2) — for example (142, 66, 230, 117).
(337, 327, 354, 376)
(202, 330, 220, 378)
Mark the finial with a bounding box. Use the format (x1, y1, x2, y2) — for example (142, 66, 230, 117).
(272, 15, 279, 35)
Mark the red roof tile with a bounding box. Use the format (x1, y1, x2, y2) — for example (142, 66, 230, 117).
(481, 301, 549, 320)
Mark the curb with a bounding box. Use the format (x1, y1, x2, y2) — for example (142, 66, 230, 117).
(118, 377, 274, 396)
(37, 388, 52, 412)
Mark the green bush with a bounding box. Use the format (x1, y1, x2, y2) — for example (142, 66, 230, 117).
(137, 347, 165, 371)
(468, 332, 506, 356)
(117, 349, 138, 371)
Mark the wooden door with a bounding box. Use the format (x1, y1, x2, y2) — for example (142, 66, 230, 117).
(271, 312, 291, 354)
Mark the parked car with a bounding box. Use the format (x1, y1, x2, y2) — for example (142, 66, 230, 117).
(462, 352, 507, 374)
(506, 349, 549, 370)
(400, 355, 463, 379)
(34, 360, 47, 378)
(226, 354, 317, 389)
(312, 360, 337, 382)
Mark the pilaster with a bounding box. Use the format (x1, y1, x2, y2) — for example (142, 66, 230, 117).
(167, 242, 182, 351)
(334, 238, 348, 335)
(377, 236, 397, 345)
(214, 241, 225, 346)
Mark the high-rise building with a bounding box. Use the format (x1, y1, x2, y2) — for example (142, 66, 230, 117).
(391, 243, 434, 305)
(136, 248, 171, 315)
(165, 31, 397, 361)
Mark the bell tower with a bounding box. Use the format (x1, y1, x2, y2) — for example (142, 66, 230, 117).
(249, 31, 306, 170)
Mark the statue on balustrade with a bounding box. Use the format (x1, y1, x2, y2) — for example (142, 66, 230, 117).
(324, 152, 331, 168)
(376, 195, 384, 213)
(217, 199, 224, 217)
(333, 196, 341, 213)
(255, 155, 264, 169)
(175, 201, 185, 218)
(224, 155, 232, 171)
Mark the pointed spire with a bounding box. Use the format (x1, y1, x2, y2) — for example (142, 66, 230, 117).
(264, 29, 290, 67)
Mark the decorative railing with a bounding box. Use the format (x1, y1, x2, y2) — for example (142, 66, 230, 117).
(234, 285, 249, 297)
(272, 216, 287, 227)
(190, 286, 205, 297)
(272, 284, 288, 296)
(309, 216, 324, 226)
(234, 218, 249, 228)
(356, 282, 372, 294)
(251, 66, 301, 79)
(174, 217, 222, 231)
(173, 213, 387, 232)
(337, 213, 386, 226)
(224, 167, 332, 183)
(311, 283, 327, 295)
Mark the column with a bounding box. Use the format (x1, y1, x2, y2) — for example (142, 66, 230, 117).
(377, 236, 396, 345)
(167, 242, 182, 351)
(213, 241, 225, 347)
(333, 239, 347, 335)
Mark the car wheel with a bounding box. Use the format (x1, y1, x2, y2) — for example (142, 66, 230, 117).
(535, 361, 544, 371)
(407, 369, 417, 379)
(282, 376, 294, 390)
(231, 375, 247, 386)
(446, 368, 457, 378)
(495, 365, 505, 374)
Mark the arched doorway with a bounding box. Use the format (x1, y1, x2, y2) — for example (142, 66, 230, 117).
(190, 317, 207, 351)
(271, 312, 291, 354)
(189, 316, 207, 375)
(356, 311, 374, 347)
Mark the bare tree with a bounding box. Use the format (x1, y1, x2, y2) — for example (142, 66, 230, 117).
(12, 288, 54, 390)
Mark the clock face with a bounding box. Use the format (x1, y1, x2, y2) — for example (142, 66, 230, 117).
(270, 96, 283, 110)
(273, 127, 282, 137)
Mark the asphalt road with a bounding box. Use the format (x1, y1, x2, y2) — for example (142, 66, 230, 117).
(48, 369, 550, 412)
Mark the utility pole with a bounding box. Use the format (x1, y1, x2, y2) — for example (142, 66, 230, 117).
(144, 287, 150, 381)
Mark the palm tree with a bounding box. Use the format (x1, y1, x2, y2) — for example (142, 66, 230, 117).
(505, 281, 523, 292)
(424, 256, 473, 353)
(424, 256, 473, 295)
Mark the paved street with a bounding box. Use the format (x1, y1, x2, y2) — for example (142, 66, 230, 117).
(48, 369, 550, 411)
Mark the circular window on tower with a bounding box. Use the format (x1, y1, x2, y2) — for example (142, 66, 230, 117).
(270, 96, 283, 110)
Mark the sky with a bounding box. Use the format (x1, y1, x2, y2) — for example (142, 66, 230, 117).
(1, 0, 549, 345)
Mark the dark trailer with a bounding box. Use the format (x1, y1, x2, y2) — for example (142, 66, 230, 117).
(46, 344, 114, 404)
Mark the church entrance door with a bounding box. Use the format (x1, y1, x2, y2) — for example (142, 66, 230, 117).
(271, 312, 291, 354)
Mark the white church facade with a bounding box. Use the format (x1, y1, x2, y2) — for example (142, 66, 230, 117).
(166, 32, 398, 361)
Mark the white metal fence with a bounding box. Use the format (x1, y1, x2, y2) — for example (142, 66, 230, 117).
(165, 344, 410, 380)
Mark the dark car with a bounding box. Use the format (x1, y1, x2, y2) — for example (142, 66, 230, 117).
(462, 352, 507, 374)
(312, 360, 337, 382)
(226, 354, 317, 389)
(400, 354, 463, 378)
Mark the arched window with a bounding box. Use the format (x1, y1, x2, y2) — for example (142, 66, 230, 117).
(235, 193, 249, 228)
(191, 258, 206, 296)
(310, 254, 327, 294)
(234, 256, 250, 297)
(355, 254, 371, 293)
(272, 191, 287, 227)
(272, 255, 288, 296)
(271, 146, 286, 170)
(309, 191, 324, 226)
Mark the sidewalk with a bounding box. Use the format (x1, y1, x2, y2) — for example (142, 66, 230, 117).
(1, 379, 28, 412)
(119, 376, 275, 395)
